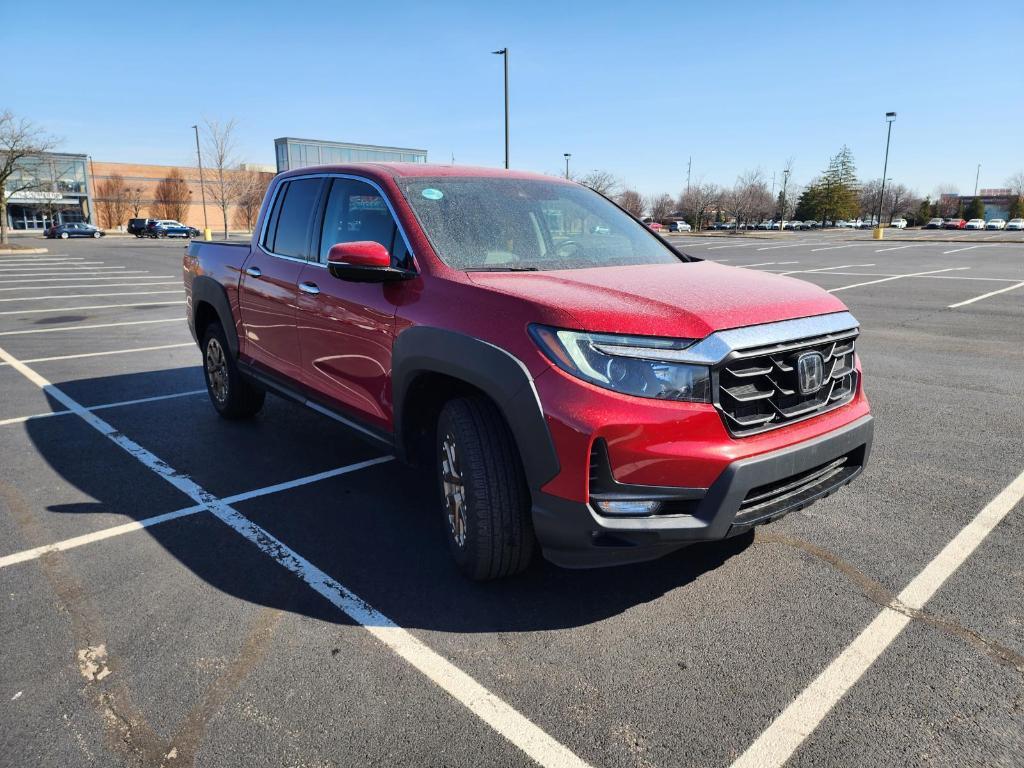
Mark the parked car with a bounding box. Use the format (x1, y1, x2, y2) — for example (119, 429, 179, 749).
(985, 219, 1006, 230)
(1006, 218, 1024, 231)
(646, 221, 664, 232)
(924, 218, 944, 229)
(890, 218, 907, 229)
(147, 220, 200, 238)
(668, 220, 691, 232)
(943, 218, 967, 229)
(45, 222, 104, 239)
(965, 218, 986, 230)
(184, 163, 873, 580)
(835, 220, 853, 228)
(128, 218, 156, 237)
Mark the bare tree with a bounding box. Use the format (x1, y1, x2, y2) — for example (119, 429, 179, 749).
(126, 185, 146, 217)
(152, 169, 191, 222)
(571, 169, 620, 197)
(1006, 172, 1024, 198)
(731, 169, 772, 226)
(232, 170, 271, 231)
(0, 110, 58, 244)
(646, 193, 674, 222)
(616, 188, 645, 218)
(678, 181, 721, 231)
(95, 173, 131, 229)
(202, 118, 238, 237)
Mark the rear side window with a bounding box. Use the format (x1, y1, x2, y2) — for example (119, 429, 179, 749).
(264, 178, 322, 258)
(318, 178, 410, 268)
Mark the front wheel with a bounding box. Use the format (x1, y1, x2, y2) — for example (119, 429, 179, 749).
(201, 322, 265, 419)
(92, 231, 101, 238)
(436, 397, 534, 580)
(60, 232, 69, 239)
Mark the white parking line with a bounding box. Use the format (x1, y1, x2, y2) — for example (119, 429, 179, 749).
(0, 318, 182, 336)
(874, 244, 916, 253)
(942, 245, 985, 254)
(0, 342, 195, 366)
(0, 300, 183, 316)
(0, 290, 183, 304)
(0, 343, 591, 768)
(778, 264, 874, 276)
(731, 467, 1024, 768)
(827, 267, 968, 293)
(0, 281, 181, 293)
(948, 280, 1024, 308)
(739, 262, 778, 268)
(0, 273, 166, 285)
(707, 242, 759, 250)
(810, 244, 856, 252)
(756, 242, 824, 250)
(0, 456, 394, 567)
(0, 389, 206, 427)
(0, 265, 122, 273)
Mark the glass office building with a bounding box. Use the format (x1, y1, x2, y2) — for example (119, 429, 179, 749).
(274, 137, 427, 173)
(3, 152, 93, 230)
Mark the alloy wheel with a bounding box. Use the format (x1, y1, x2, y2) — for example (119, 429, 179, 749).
(440, 432, 467, 548)
(205, 337, 229, 404)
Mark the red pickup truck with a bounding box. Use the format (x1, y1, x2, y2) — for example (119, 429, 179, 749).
(184, 164, 872, 580)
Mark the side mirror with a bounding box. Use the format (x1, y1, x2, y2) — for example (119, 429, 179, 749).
(327, 241, 414, 283)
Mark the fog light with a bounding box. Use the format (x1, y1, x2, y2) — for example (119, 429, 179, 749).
(592, 499, 661, 516)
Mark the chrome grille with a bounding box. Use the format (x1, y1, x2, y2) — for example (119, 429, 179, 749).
(714, 329, 858, 436)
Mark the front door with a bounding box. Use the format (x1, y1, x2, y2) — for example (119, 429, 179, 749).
(296, 177, 413, 430)
(237, 176, 323, 380)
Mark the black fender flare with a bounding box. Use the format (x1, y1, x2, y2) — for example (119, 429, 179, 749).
(190, 275, 239, 358)
(391, 327, 560, 491)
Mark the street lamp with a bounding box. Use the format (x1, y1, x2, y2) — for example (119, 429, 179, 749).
(491, 48, 509, 169)
(564, 153, 571, 180)
(780, 168, 790, 229)
(876, 112, 896, 228)
(191, 125, 209, 233)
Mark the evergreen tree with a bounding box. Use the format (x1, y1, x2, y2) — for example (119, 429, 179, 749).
(1009, 197, 1024, 220)
(964, 197, 985, 219)
(818, 146, 859, 222)
(915, 198, 932, 226)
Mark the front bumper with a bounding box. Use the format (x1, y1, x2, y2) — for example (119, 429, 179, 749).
(533, 414, 873, 568)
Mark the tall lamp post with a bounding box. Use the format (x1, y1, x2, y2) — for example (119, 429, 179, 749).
(780, 168, 790, 229)
(491, 48, 509, 169)
(876, 112, 896, 228)
(564, 153, 571, 180)
(973, 164, 980, 197)
(191, 125, 209, 236)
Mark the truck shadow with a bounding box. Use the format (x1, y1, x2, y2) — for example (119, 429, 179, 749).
(27, 367, 753, 634)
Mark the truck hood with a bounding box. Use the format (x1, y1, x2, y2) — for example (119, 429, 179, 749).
(466, 261, 849, 339)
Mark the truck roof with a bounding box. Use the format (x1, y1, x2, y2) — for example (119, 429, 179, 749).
(277, 162, 567, 183)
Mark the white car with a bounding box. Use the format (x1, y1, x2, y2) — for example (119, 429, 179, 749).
(985, 219, 1006, 230)
(835, 219, 852, 228)
(965, 218, 986, 230)
(890, 218, 907, 229)
(1006, 218, 1024, 231)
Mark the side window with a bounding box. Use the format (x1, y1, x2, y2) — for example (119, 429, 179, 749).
(266, 178, 322, 258)
(262, 182, 286, 250)
(318, 178, 409, 267)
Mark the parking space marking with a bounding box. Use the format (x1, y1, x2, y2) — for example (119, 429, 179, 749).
(810, 244, 857, 252)
(0, 265, 124, 273)
(827, 267, 968, 293)
(0, 389, 205, 427)
(731, 466, 1024, 768)
(0, 289, 183, 304)
(738, 262, 779, 268)
(0, 280, 181, 293)
(874, 244, 917, 253)
(0, 342, 194, 367)
(0, 456, 393, 568)
(0, 273, 167, 285)
(948, 280, 1024, 308)
(707, 242, 759, 250)
(0, 343, 591, 768)
(0, 300, 183, 316)
(942, 245, 986, 255)
(757, 242, 825, 250)
(0, 318, 182, 336)
(778, 264, 874, 276)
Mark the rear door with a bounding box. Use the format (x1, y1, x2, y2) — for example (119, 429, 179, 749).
(237, 176, 324, 381)
(295, 176, 413, 429)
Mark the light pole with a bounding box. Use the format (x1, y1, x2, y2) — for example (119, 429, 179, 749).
(191, 124, 209, 234)
(564, 153, 571, 180)
(973, 164, 980, 197)
(780, 168, 790, 229)
(491, 48, 509, 169)
(876, 112, 896, 228)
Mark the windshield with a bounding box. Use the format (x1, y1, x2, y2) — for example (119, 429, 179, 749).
(399, 177, 686, 271)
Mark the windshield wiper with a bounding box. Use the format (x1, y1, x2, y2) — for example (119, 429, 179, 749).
(465, 266, 540, 272)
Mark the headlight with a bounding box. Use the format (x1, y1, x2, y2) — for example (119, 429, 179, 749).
(529, 325, 711, 402)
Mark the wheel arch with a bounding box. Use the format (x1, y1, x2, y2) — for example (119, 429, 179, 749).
(191, 275, 239, 357)
(392, 327, 559, 491)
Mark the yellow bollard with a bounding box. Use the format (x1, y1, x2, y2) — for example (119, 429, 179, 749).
(872, 226, 884, 240)
(203, 227, 213, 241)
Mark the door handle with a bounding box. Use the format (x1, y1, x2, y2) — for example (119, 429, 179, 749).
(299, 281, 320, 295)
(245, 266, 262, 278)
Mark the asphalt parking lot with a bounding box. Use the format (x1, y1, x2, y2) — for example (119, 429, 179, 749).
(1, 232, 1022, 768)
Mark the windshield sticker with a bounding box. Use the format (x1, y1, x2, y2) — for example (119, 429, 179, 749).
(421, 188, 444, 200)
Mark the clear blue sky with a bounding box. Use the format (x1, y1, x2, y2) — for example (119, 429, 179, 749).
(4, 0, 1020, 198)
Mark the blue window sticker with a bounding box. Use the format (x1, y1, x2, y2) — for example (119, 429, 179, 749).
(421, 188, 444, 200)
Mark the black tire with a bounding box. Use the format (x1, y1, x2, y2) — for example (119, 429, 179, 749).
(201, 322, 264, 419)
(436, 396, 534, 580)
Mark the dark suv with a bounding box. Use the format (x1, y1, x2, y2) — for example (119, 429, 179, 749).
(128, 218, 156, 237)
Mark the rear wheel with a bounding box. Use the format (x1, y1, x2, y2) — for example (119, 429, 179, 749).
(92, 231, 101, 238)
(436, 396, 534, 580)
(201, 322, 264, 419)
